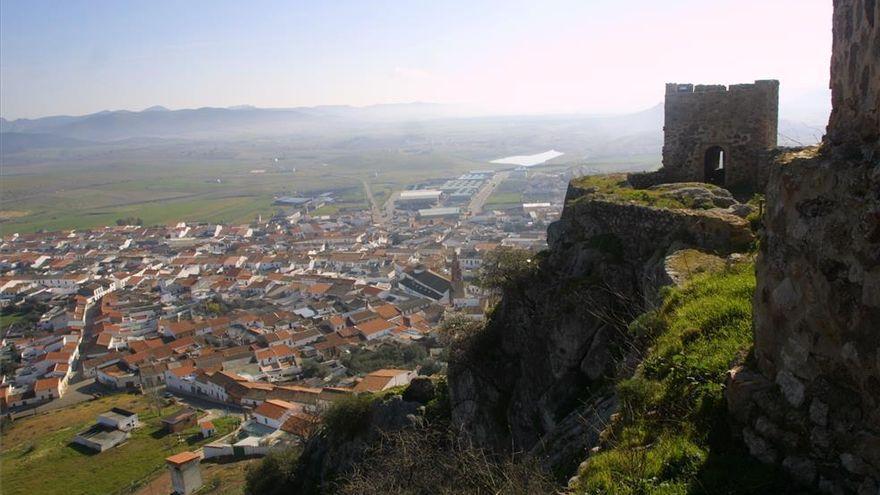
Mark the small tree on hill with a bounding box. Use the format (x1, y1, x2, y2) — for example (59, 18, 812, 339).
(477, 246, 535, 291)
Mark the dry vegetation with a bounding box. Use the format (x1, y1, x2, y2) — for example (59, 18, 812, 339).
(337, 428, 556, 495)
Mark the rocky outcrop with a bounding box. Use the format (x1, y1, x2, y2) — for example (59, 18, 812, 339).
(448, 181, 754, 475)
(290, 389, 432, 494)
(727, 1, 880, 493)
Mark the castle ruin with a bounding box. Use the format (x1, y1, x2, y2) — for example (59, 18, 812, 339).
(630, 80, 779, 192)
(727, 0, 880, 492)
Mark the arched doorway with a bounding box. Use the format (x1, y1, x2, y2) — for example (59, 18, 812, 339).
(704, 146, 726, 186)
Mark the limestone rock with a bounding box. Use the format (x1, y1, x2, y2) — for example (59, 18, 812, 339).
(809, 399, 829, 427)
(288, 393, 428, 493)
(728, 203, 756, 218)
(649, 183, 738, 209)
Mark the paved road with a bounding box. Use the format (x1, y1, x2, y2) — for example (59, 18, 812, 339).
(9, 377, 99, 419)
(361, 180, 387, 228)
(383, 191, 400, 224)
(468, 171, 509, 216)
(168, 390, 244, 418)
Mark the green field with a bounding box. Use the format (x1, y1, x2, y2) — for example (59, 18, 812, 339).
(0, 142, 501, 233)
(1, 393, 239, 495)
(485, 178, 528, 209)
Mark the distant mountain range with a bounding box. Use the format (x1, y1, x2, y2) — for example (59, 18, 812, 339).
(0, 103, 467, 142)
(0, 101, 827, 155)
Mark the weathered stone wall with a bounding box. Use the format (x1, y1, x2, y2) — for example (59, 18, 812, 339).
(661, 80, 779, 191)
(561, 182, 755, 259)
(728, 1, 880, 493)
(730, 150, 880, 493)
(826, 0, 879, 154)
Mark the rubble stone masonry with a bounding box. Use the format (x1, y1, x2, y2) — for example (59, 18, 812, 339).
(629, 80, 779, 192)
(827, 0, 879, 153)
(661, 80, 779, 190)
(728, 1, 880, 493)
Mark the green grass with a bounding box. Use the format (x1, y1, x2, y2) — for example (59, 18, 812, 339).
(0, 393, 239, 495)
(485, 178, 527, 209)
(571, 174, 696, 210)
(0, 314, 25, 333)
(485, 192, 523, 208)
(573, 262, 802, 495)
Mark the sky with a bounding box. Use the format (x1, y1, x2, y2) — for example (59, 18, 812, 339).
(0, 0, 833, 120)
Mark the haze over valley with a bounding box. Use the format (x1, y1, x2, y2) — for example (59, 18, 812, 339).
(0, 98, 828, 233)
(5, 2, 876, 495)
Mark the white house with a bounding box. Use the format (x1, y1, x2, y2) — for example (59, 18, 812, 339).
(97, 408, 140, 431)
(252, 399, 299, 430)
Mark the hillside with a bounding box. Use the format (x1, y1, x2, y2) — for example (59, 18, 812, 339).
(242, 176, 801, 494)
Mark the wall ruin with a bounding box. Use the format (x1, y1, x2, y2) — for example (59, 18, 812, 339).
(629, 80, 779, 192)
(728, 1, 880, 493)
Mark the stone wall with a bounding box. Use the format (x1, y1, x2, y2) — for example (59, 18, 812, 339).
(728, 1, 880, 493)
(560, 182, 755, 259)
(661, 81, 779, 191)
(826, 0, 879, 154)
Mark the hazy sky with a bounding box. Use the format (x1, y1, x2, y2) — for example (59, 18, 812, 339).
(0, 0, 832, 120)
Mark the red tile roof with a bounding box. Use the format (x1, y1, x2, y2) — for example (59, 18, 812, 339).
(166, 451, 200, 466)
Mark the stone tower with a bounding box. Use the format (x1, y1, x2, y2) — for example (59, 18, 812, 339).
(629, 80, 779, 192)
(662, 80, 779, 190)
(449, 250, 465, 304)
(727, 0, 879, 492)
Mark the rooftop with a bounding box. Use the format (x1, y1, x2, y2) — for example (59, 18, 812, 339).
(99, 407, 137, 422)
(165, 451, 201, 466)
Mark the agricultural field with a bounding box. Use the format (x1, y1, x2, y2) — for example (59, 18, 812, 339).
(0, 392, 239, 495)
(0, 139, 497, 234)
(484, 178, 528, 209)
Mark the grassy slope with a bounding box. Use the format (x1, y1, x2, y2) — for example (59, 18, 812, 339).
(1, 393, 238, 495)
(574, 262, 802, 495)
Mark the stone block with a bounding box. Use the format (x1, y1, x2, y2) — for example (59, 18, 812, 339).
(810, 399, 829, 427)
(775, 370, 806, 408)
(783, 456, 817, 486)
(743, 427, 777, 464)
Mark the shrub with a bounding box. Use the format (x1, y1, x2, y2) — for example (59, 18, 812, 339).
(477, 246, 537, 290)
(323, 394, 374, 443)
(244, 447, 302, 495)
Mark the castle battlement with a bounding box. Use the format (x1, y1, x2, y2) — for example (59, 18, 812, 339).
(666, 80, 779, 95)
(631, 79, 779, 193)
